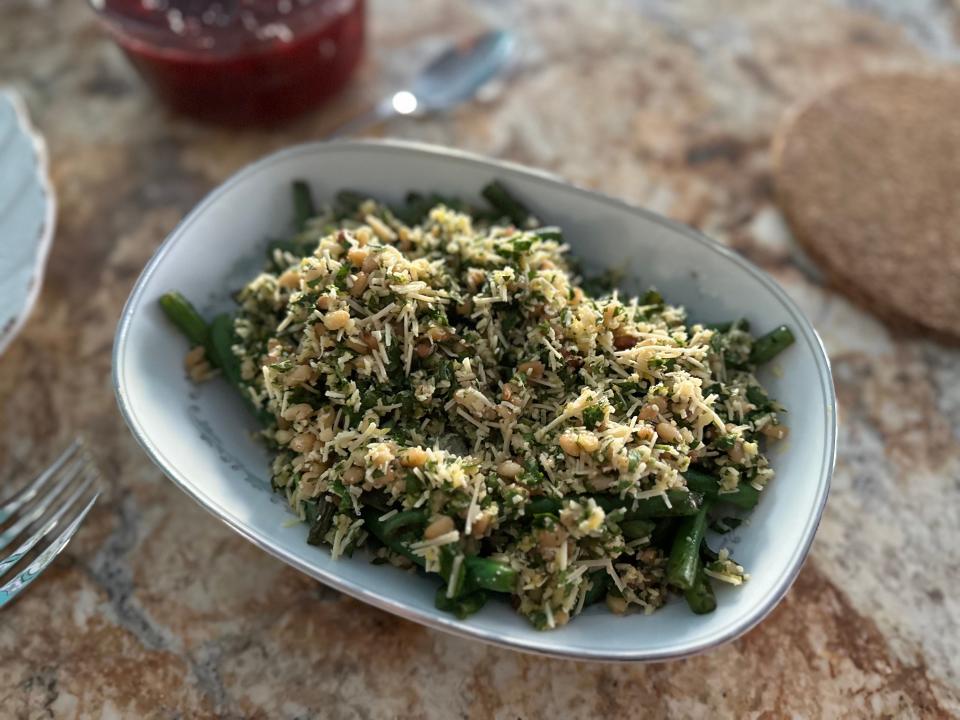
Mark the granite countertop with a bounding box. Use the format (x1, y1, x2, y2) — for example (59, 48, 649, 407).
(1, 1, 958, 717)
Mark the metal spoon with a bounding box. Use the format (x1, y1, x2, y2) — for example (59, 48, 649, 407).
(329, 29, 515, 138)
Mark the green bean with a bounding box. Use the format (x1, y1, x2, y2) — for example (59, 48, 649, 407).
(435, 585, 488, 619)
(527, 497, 562, 517)
(481, 180, 530, 226)
(159, 291, 210, 349)
(380, 509, 428, 538)
(361, 507, 425, 567)
(439, 545, 467, 598)
(624, 490, 703, 519)
(333, 189, 365, 220)
(684, 567, 717, 614)
(582, 571, 609, 607)
(306, 498, 336, 546)
(292, 180, 316, 230)
(666, 506, 708, 591)
(464, 555, 516, 593)
(532, 226, 563, 242)
(620, 519, 656, 540)
(749, 324, 795, 364)
(209, 314, 241, 384)
(683, 469, 759, 510)
(707, 318, 750, 333)
(528, 490, 701, 521)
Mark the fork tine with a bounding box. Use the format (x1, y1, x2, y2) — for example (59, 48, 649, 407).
(0, 439, 82, 523)
(0, 454, 89, 553)
(0, 473, 95, 579)
(0, 491, 99, 609)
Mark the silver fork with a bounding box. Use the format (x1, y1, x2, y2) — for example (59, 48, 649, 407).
(0, 439, 100, 608)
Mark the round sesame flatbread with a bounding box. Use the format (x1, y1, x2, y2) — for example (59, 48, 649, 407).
(772, 72, 960, 341)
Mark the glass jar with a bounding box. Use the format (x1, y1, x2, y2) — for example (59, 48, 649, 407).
(90, 0, 366, 125)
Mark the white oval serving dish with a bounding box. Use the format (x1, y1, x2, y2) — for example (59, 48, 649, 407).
(0, 89, 56, 356)
(113, 140, 835, 661)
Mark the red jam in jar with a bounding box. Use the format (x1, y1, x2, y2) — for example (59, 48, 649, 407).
(93, 0, 365, 125)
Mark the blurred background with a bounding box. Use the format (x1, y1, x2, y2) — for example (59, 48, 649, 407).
(1, 1, 958, 717)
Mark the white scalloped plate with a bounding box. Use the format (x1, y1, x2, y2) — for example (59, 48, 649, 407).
(0, 89, 56, 356)
(113, 140, 836, 661)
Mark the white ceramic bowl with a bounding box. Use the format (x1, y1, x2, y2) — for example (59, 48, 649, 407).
(113, 140, 835, 661)
(0, 89, 56, 356)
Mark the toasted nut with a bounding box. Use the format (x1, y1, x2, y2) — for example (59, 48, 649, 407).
(761, 424, 789, 440)
(303, 264, 324, 282)
(274, 429, 293, 444)
(502, 383, 518, 402)
(278, 269, 300, 289)
(613, 333, 638, 350)
(470, 513, 491, 538)
(656, 421, 681, 444)
(323, 309, 350, 331)
(559, 433, 580, 457)
(343, 465, 365, 485)
(456, 300, 473, 316)
(635, 426, 655, 442)
(350, 271, 369, 298)
(497, 460, 524, 479)
(638, 404, 659, 421)
(518, 360, 544, 378)
(361, 332, 379, 350)
(346, 339, 370, 355)
(347, 246, 368, 267)
(316, 295, 333, 311)
(400, 447, 428, 467)
(424, 515, 455, 540)
(466, 268, 486, 291)
(553, 610, 570, 627)
(284, 365, 313, 386)
(728, 442, 745, 464)
(282, 403, 313, 422)
(606, 594, 628, 615)
(577, 433, 600, 453)
(569, 287, 584, 306)
(537, 528, 564, 550)
(428, 326, 452, 342)
(361, 252, 380, 274)
(289, 433, 315, 453)
(651, 396, 669, 412)
(184, 346, 206, 368)
(415, 341, 433, 359)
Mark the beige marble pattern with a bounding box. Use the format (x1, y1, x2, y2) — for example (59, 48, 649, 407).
(1, 0, 959, 717)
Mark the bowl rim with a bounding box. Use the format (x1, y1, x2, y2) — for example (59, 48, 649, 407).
(113, 138, 837, 662)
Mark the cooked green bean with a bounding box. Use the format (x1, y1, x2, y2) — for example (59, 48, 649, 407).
(464, 555, 517, 593)
(624, 490, 703, 519)
(750, 324, 795, 364)
(292, 180, 316, 230)
(666, 506, 708, 591)
(481, 180, 530, 226)
(620, 519, 656, 540)
(305, 498, 337, 547)
(582, 571, 609, 607)
(683, 469, 760, 510)
(209, 313, 241, 384)
(159, 291, 210, 349)
(684, 567, 717, 614)
(380, 509, 428, 538)
(435, 586, 488, 619)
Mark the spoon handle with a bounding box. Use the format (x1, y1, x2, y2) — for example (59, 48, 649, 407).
(327, 98, 396, 139)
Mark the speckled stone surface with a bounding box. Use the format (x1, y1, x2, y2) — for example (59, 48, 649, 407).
(1, 1, 958, 717)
